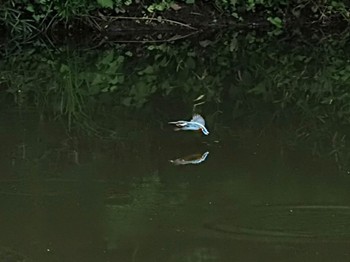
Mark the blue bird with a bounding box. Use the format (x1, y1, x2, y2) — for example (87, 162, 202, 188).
(168, 114, 209, 135)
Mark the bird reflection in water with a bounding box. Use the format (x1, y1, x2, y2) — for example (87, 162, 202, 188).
(169, 151, 209, 166)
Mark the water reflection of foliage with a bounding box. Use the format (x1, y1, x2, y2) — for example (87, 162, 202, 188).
(2, 32, 350, 171)
(2, 33, 350, 120)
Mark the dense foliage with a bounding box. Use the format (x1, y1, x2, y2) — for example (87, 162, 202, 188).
(1, 0, 350, 43)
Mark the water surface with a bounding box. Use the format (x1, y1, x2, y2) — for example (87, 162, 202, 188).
(1, 109, 350, 262)
(1, 33, 350, 261)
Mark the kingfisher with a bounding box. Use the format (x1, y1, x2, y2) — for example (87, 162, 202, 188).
(168, 114, 209, 135)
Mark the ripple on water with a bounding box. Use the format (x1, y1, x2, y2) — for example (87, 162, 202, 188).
(204, 205, 350, 243)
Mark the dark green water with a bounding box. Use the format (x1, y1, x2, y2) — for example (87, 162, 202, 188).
(2, 32, 350, 261)
(0, 109, 350, 262)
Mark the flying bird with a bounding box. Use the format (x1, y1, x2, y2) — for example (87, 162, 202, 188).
(168, 114, 209, 135)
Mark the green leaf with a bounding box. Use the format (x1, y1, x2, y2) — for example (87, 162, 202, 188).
(109, 75, 119, 84)
(97, 0, 113, 8)
(60, 64, 69, 73)
(267, 16, 283, 28)
(186, 0, 195, 4)
(143, 66, 154, 74)
(33, 14, 44, 22)
(92, 74, 104, 85)
(199, 40, 212, 48)
(100, 51, 114, 65)
(26, 5, 35, 12)
(125, 0, 132, 5)
(125, 51, 133, 57)
(155, 3, 166, 11)
(147, 5, 154, 12)
(116, 55, 125, 63)
(110, 85, 118, 91)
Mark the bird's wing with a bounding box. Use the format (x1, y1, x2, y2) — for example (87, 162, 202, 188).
(191, 114, 205, 126)
(168, 120, 187, 126)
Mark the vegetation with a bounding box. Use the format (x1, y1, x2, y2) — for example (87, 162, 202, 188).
(1, 0, 350, 44)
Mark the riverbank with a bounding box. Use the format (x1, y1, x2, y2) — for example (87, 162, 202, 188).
(1, 0, 349, 45)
